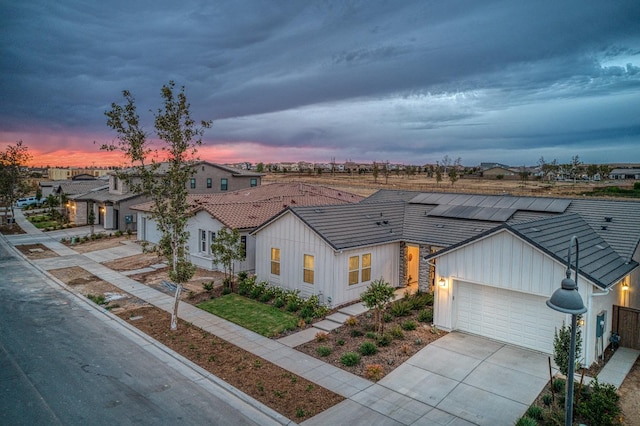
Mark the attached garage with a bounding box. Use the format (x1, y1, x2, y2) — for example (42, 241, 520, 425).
(454, 280, 566, 354)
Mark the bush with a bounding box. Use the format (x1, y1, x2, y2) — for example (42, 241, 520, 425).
(238, 274, 256, 296)
(315, 331, 328, 342)
(417, 309, 433, 323)
(553, 321, 582, 376)
(350, 329, 364, 338)
(389, 325, 404, 339)
(390, 300, 412, 317)
(514, 417, 537, 426)
(340, 352, 361, 367)
(376, 333, 392, 347)
(635, 181, 640, 191)
(525, 405, 543, 421)
(344, 316, 358, 326)
(553, 378, 565, 394)
(273, 297, 285, 308)
(358, 341, 378, 356)
(364, 364, 384, 381)
(401, 320, 417, 331)
(316, 346, 332, 357)
(202, 281, 214, 292)
(383, 313, 393, 323)
(337, 339, 345, 346)
(542, 393, 553, 407)
(407, 292, 433, 310)
(576, 378, 621, 426)
(286, 300, 300, 312)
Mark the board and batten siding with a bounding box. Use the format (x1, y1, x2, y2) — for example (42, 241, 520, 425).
(255, 212, 401, 306)
(434, 229, 597, 360)
(255, 212, 335, 302)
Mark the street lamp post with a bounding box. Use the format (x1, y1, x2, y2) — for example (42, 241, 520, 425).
(546, 236, 587, 426)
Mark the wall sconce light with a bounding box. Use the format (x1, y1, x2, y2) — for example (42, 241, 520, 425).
(622, 283, 629, 291)
(577, 317, 585, 327)
(438, 277, 447, 288)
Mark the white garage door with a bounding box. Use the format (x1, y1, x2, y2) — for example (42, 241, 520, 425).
(455, 281, 566, 354)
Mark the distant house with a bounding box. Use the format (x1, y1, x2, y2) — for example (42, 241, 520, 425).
(610, 168, 640, 180)
(481, 166, 518, 179)
(67, 161, 263, 232)
(251, 190, 640, 368)
(132, 183, 363, 273)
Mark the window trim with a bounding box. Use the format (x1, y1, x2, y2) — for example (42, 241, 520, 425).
(270, 248, 280, 276)
(348, 253, 371, 285)
(303, 254, 315, 285)
(206, 178, 212, 188)
(220, 178, 228, 191)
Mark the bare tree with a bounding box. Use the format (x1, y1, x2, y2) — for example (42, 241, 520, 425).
(102, 81, 210, 330)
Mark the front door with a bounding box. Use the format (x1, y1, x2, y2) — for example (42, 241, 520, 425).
(406, 245, 419, 289)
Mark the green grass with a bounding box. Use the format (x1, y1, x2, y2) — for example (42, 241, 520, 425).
(197, 293, 299, 337)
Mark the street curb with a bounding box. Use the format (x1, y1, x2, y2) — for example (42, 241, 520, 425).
(0, 232, 295, 426)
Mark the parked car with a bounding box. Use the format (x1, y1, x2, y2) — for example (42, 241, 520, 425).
(15, 197, 43, 208)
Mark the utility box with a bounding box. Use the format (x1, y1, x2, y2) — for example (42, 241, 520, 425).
(125, 215, 133, 224)
(596, 311, 606, 338)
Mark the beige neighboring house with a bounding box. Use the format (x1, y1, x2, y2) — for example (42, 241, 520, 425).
(481, 166, 518, 179)
(132, 183, 363, 274)
(67, 161, 263, 232)
(47, 167, 112, 180)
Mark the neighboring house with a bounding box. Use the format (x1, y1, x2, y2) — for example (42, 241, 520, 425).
(251, 190, 640, 367)
(481, 166, 518, 179)
(66, 161, 263, 232)
(610, 168, 640, 180)
(132, 183, 363, 274)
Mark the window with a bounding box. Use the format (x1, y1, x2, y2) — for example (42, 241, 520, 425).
(270, 248, 280, 275)
(362, 253, 371, 282)
(200, 229, 207, 252)
(190, 178, 196, 189)
(348, 253, 371, 285)
(208, 231, 216, 254)
(250, 178, 257, 187)
(303, 254, 314, 284)
(240, 235, 247, 258)
(113, 177, 118, 190)
(206, 178, 212, 188)
(348, 256, 359, 285)
(221, 178, 228, 191)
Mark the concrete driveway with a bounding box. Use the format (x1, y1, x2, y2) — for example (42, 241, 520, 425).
(304, 332, 551, 426)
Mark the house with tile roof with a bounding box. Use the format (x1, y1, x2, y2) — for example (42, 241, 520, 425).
(131, 183, 363, 273)
(251, 190, 640, 367)
(66, 161, 263, 232)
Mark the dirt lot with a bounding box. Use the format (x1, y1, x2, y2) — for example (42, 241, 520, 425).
(15, 243, 59, 259)
(67, 235, 137, 253)
(620, 356, 640, 425)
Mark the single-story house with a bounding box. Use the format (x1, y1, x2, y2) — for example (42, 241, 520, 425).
(610, 168, 640, 180)
(251, 190, 640, 367)
(132, 183, 363, 273)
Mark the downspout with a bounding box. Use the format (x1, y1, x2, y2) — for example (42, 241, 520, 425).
(587, 286, 611, 367)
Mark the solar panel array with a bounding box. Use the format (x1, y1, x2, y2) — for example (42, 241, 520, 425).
(410, 193, 571, 221)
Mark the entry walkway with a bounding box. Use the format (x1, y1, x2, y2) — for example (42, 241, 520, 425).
(5, 208, 638, 425)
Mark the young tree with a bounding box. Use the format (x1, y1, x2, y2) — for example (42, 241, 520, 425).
(383, 161, 390, 184)
(0, 141, 32, 226)
(372, 162, 379, 183)
(88, 202, 96, 236)
(586, 164, 599, 181)
(360, 278, 396, 334)
(599, 164, 611, 181)
(553, 320, 583, 376)
(435, 162, 443, 186)
(102, 81, 210, 330)
(448, 158, 462, 186)
(210, 226, 246, 291)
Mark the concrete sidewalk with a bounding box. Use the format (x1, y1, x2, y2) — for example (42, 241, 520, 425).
(6, 208, 638, 425)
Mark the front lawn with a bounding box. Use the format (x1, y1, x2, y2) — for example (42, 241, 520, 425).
(197, 293, 299, 337)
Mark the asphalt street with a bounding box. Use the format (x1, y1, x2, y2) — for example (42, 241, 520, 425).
(0, 238, 280, 425)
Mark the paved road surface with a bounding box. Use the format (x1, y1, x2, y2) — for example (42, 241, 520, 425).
(0, 238, 280, 425)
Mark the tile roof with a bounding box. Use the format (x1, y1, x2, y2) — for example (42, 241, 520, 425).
(131, 183, 363, 230)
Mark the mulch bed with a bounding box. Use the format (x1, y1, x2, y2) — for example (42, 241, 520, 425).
(117, 306, 344, 422)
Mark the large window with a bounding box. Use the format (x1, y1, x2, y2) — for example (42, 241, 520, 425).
(270, 248, 280, 275)
(303, 254, 315, 284)
(206, 178, 212, 188)
(220, 178, 228, 191)
(190, 178, 196, 189)
(348, 253, 371, 285)
(250, 178, 257, 187)
(240, 235, 247, 258)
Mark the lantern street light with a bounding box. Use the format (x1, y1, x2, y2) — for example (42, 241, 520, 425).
(546, 236, 587, 426)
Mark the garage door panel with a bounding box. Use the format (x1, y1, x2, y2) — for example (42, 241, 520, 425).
(455, 281, 566, 354)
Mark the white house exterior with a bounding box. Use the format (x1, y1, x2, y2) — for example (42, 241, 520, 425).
(252, 190, 640, 367)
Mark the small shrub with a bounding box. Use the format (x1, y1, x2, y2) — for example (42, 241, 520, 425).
(359, 341, 378, 356)
(389, 325, 404, 339)
(315, 331, 328, 342)
(576, 378, 621, 426)
(350, 329, 364, 337)
(376, 333, 392, 347)
(390, 300, 412, 317)
(222, 287, 232, 295)
(344, 316, 358, 326)
(417, 309, 433, 323)
(337, 339, 345, 346)
(299, 305, 314, 319)
(399, 344, 411, 355)
(295, 407, 308, 418)
(286, 300, 300, 312)
(525, 405, 543, 421)
(514, 417, 537, 426)
(87, 293, 106, 305)
(552, 378, 565, 394)
(401, 320, 417, 331)
(259, 292, 273, 303)
(365, 331, 378, 339)
(317, 346, 332, 357)
(340, 352, 361, 367)
(273, 297, 285, 308)
(542, 393, 553, 407)
(383, 313, 393, 323)
(202, 281, 214, 292)
(364, 364, 385, 381)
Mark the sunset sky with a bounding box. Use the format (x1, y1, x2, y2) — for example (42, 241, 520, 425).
(1, 1, 639, 168)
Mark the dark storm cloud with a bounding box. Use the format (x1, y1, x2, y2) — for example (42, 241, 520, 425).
(1, 0, 639, 164)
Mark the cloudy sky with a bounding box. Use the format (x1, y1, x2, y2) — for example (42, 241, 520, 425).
(1, 1, 639, 167)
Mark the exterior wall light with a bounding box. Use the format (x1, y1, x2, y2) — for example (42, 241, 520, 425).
(622, 283, 629, 291)
(438, 277, 447, 288)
